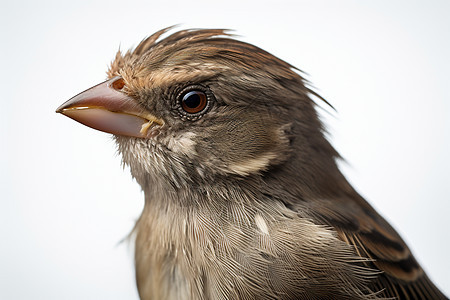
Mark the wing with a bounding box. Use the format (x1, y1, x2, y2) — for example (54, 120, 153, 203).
(300, 194, 447, 299)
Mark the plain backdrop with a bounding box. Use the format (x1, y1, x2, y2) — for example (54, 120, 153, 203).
(1, 0, 449, 299)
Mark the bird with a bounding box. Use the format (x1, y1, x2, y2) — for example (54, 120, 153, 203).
(56, 27, 447, 300)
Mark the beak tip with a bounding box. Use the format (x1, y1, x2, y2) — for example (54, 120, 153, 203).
(56, 101, 71, 114)
(55, 106, 64, 114)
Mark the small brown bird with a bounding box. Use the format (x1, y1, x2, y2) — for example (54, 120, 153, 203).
(57, 28, 447, 299)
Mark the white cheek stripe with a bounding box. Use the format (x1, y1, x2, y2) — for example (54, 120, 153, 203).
(165, 132, 197, 156)
(228, 152, 277, 176)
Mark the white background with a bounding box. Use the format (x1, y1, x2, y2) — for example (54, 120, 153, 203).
(1, 0, 449, 299)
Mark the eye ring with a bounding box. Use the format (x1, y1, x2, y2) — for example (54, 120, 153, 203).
(175, 85, 214, 120)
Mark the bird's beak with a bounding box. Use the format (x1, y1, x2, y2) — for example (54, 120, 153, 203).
(56, 76, 163, 138)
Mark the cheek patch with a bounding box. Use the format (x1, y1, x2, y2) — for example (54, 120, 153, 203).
(163, 132, 197, 156)
(200, 111, 291, 176)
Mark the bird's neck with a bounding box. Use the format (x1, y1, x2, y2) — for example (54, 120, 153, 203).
(133, 180, 263, 299)
(133, 170, 367, 300)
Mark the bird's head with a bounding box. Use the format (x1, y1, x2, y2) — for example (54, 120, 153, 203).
(57, 28, 336, 193)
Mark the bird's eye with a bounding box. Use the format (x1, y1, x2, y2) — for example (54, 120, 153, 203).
(175, 85, 213, 120)
(111, 77, 125, 90)
(180, 90, 208, 114)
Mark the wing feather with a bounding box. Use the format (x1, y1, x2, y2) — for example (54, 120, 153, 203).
(299, 195, 447, 299)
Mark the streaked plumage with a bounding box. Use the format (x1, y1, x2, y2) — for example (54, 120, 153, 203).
(57, 28, 447, 299)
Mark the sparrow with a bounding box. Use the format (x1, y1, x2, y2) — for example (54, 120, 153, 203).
(56, 28, 447, 299)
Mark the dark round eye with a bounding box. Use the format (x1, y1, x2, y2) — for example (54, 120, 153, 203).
(181, 90, 208, 114)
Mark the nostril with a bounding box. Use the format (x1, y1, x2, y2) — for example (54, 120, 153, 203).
(111, 77, 125, 90)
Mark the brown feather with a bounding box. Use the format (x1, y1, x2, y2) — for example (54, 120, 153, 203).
(301, 194, 446, 299)
(104, 28, 448, 299)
